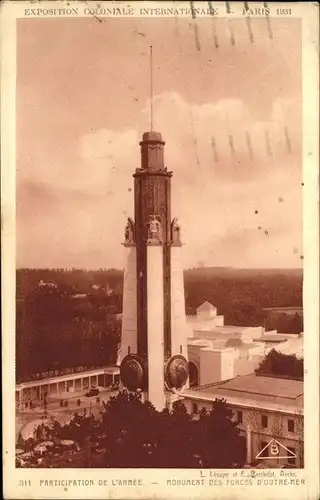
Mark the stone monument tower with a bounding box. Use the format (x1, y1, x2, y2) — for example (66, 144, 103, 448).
(119, 130, 189, 410)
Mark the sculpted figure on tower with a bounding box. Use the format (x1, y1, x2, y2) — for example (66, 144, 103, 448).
(124, 217, 135, 244)
(148, 215, 162, 243)
(171, 217, 182, 245)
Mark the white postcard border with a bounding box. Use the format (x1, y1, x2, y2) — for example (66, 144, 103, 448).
(1, 2, 319, 499)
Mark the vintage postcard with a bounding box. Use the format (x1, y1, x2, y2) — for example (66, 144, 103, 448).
(1, 1, 319, 499)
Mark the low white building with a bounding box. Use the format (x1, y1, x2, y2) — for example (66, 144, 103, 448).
(16, 367, 120, 410)
(182, 373, 304, 468)
(186, 302, 303, 387)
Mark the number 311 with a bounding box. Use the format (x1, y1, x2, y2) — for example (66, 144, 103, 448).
(18, 480, 31, 487)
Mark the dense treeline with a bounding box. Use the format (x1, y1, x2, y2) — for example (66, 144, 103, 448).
(16, 267, 303, 382)
(17, 268, 123, 298)
(184, 267, 303, 328)
(16, 289, 120, 383)
(17, 267, 303, 325)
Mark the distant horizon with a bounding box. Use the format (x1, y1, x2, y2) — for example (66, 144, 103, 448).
(16, 265, 303, 272)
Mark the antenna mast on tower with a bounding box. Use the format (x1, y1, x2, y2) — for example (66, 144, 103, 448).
(149, 45, 153, 131)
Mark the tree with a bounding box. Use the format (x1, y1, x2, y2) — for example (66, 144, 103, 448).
(100, 392, 200, 468)
(24, 437, 36, 452)
(155, 401, 199, 468)
(196, 398, 246, 468)
(101, 390, 158, 467)
(100, 393, 244, 468)
(289, 313, 302, 334)
(31, 393, 245, 468)
(255, 349, 303, 379)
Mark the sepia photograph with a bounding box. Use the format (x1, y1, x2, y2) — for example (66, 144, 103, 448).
(15, 7, 305, 470)
(14, 9, 306, 471)
(1, 2, 318, 499)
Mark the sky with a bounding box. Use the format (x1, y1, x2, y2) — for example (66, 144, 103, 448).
(17, 16, 302, 270)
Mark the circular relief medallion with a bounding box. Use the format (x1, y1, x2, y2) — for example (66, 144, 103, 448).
(165, 355, 189, 391)
(120, 354, 147, 392)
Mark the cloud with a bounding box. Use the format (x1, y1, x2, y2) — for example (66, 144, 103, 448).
(17, 92, 302, 269)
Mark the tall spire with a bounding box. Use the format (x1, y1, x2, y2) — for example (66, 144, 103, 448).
(139, 45, 165, 171)
(149, 45, 153, 131)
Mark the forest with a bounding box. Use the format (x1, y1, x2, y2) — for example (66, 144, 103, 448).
(17, 266, 303, 320)
(16, 267, 303, 382)
(184, 266, 302, 327)
(16, 290, 121, 383)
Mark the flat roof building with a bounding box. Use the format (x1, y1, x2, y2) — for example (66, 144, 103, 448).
(182, 374, 303, 468)
(186, 302, 303, 388)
